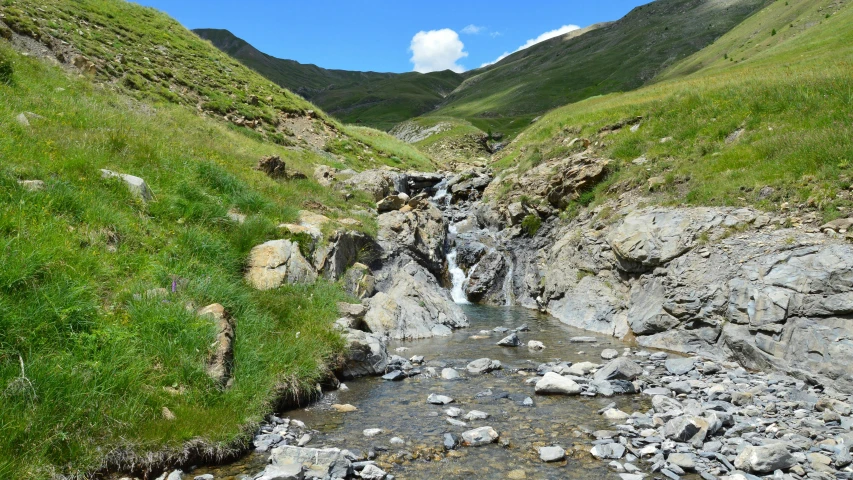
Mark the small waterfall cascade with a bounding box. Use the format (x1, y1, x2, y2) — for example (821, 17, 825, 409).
(432, 178, 450, 206)
(445, 224, 470, 304)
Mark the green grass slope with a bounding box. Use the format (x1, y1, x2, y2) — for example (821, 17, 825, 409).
(429, 0, 771, 137)
(0, 42, 368, 478)
(496, 0, 853, 222)
(0, 0, 434, 171)
(0, 1, 435, 478)
(195, 28, 463, 130)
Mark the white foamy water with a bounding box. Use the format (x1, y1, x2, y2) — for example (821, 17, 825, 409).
(446, 249, 470, 304)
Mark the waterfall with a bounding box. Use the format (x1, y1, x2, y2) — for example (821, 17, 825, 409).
(432, 178, 449, 205)
(447, 250, 470, 304)
(445, 224, 470, 304)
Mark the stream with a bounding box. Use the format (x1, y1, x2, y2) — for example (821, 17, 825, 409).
(194, 305, 651, 480)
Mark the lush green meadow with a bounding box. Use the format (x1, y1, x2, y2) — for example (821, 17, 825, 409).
(496, 0, 853, 221)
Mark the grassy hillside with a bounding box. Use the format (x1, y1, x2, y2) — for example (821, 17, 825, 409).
(495, 0, 853, 222)
(0, 0, 433, 170)
(430, 0, 771, 137)
(195, 28, 463, 131)
(0, 1, 435, 478)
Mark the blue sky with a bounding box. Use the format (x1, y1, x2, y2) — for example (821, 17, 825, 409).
(135, 1, 648, 73)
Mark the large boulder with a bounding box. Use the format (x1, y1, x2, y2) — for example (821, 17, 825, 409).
(363, 261, 467, 340)
(246, 239, 317, 290)
(465, 251, 507, 302)
(593, 357, 643, 382)
(609, 208, 733, 272)
(343, 170, 401, 201)
(340, 329, 388, 378)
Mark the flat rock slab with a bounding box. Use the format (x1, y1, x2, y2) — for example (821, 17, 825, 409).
(665, 357, 697, 375)
(466, 358, 501, 374)
(539, 445, 566, 462)
(591, 443, 626, 459)
(734, 443, 796, 473)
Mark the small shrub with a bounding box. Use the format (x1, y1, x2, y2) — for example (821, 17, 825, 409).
(771, 29, 777, 36)
(577, 191, 595, 206)
(521, 214, 542, 236)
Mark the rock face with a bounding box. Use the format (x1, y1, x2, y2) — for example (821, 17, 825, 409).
(197, 303, 235, 388)
(376, 204, 447, 276)
(245, 239, 317, 290)
(364, 261, 467, 340)
(452, 191, 853, 392)
(312, 230, 372, 280)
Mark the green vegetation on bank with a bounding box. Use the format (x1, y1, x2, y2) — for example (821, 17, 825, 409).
(496, 0, 853, 222)
(0, 41, 373, 478)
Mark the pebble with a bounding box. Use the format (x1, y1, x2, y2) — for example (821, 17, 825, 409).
(427, 393, 454, 405)
(539, 445, 566, 462)
(363, 428, 383, 437)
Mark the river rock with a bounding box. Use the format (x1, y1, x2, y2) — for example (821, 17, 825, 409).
(269, 445, 350, 478)
(427, 393, 454, 405)
(363, 428, 383, 437)
(733, 443, 796, 473)
(665, 357, 697, 375)
(668, 453, 696, 471)
(528, 340, 546, 350)
(246, 239, 318, 290)
(358, 464, 387, 479)
(600, 349, 619, 360)
(591, 443, 626, 459)
(464, 410, 489, 421)
(441, 368, 460, 380)
(382, 370, 405, 381)
(467, 358, 501, 374)
(331, 404, 357, 413)
(535, 372, 582, 395)
(341, 329, 388, 378)
(539, 446, 566, 462)
(497, 332, 521, 347)
(664, 416, 707, 442)
(593, 357, 643, 381)
(461, 426, 499, 446)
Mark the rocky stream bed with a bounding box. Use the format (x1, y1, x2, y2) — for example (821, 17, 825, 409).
(144, 162, 853, 480)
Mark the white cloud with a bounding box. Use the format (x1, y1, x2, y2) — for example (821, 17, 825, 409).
(409, 29, 468, 73)
(461, 24, 484, 35)
(480, 24, 580, 68)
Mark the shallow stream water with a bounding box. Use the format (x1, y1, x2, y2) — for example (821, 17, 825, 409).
(196, 305, 653, 480)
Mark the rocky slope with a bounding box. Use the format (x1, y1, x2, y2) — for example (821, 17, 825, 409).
(443, 153, 853, 395)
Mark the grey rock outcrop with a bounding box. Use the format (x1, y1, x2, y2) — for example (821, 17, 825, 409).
(246, 239, 317, 290)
